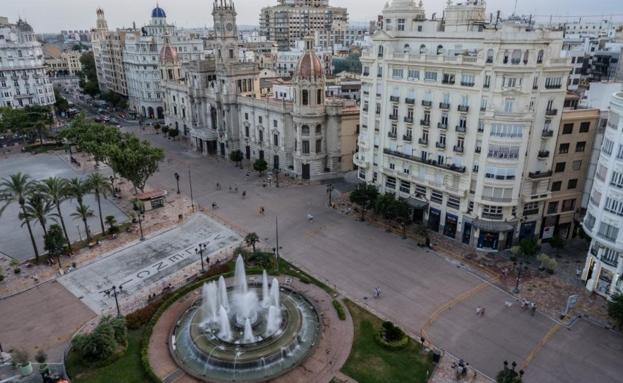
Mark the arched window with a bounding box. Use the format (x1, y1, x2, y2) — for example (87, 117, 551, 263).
(316, 124, 322, 134)
(486, 49, 494, 63)
(537, 49, 544, 64)
(436, 45, 444, 55)
(511, 49, 521, 64)
(302, 90, 309, 105)
(301, 125, 310, 136)
(403, 44, 410, 52)
(378, 45, 384, 58)
(419, 44, 426, 54)
(317, 89, 322, 104)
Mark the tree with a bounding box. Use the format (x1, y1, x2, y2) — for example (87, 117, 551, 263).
(105, 215, 118, 235)
(0, 105, 53, 144)
(87, 173, 112, 235)
(20, 192, 54, 238)
(168, 128, 179, 140)
(54, 87, 69, 114)
(108, 136, 164, 193)
(373, 193, 396, 219)
(230, 150, 244, 168)
(496, 361, 523, 383)
(79, 51, 99, 96)
(67, 177, 91, 205)
(253, 159, 268, 176)
(71, 201, 94, 242)
(349, 183, 378, 221)
(44, 224, 66, 267)
(519, 238, 539, 259)
(245, 232, 260, 253)
(608, 294, 623, 329)
(0, 173, 40, 262)
(161, 125, 170, 135)
(391, 199, 412, 239)
(39, 177, 72, 253)
(71, 317, 118, 363)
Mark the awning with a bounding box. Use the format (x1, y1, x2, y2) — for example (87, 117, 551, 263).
(407, 198, 428, 209)
(473, 219, 515, 232)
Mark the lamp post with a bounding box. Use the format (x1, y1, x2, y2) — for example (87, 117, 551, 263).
(513, 261, 524, 294)
(195, 243, 207, 273)
(326, 183, 334, 207)
(104, 285, 123, 317)
(174, 172, 180, 194)
(188, 168, 195, 211)
(133, 200, 145, 241)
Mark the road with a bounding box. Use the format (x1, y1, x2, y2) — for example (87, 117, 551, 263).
(120, 123, 623, 382)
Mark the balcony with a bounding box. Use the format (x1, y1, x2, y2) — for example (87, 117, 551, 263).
(363, 71, 370, 77)
(362, 90, 369, 95)
(454, 145, 464, 153)
(404, 117, 414, 124)
(362, 107, 368, 112)
(537, 150, 550, 158)
(439, 102, 450, 110)
(545, 109, 558, 116)
(456, 125, 466, 133)
(475, 147, 481, 153)
(436, 142, 446, 149)
(437, 122, 447, 130)
(458, 105, 469, 113)
(477, 126, 484, 133)
(442, 79, 455, 85)
(405, 98, 415, 105)
(545, 84, 561, 89)
(480, 106, 486, 112)
(389, 114, 398, 121)
(421, 100, 432, 107)
(461, 81, 475, 87)
(542, 129, 554, 137)
(421, 119, 431, 127)
(388, 131, 397, 139)
(383, 148, 466, 173)
(528, 170, 552, 179)
(403, 134, 413, 142)
(418, 138, 429, 146)
(390, 96, 400, 102)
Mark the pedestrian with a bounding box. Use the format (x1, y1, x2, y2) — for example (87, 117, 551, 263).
(242, 191, 246, 199)
(212, 202, 218, 209)
(480, 307, 485, 316)
(228, 185, 232, 192)
(307, 213, 314, 221)
(530, 302, 536, 316)
(216, 182, 221, 190)
(234, 186, 238, 193)
(377, 287, 381, 297)
(476, 306, 482, 316)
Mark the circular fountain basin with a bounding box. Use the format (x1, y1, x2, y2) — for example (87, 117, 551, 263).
(170, 283, 321, 382)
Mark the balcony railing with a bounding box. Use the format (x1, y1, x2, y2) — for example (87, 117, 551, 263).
(442, 79, 455, 85)
(362, 107, 368, 112)
(418, 138, 429, 146)
(545, 109, 558, 116)
(389, 114, 398, 121)
(390, 96, 400, 102)
(454, 145, 464, 153)
(439, 102, 450, 110)
(528, 170, 552, 179)
(458, 105, 469, 113)
(383, 148, 466, 173)
(545, 84, 561, 89)
(404, 117, 414, 124)
(478, 126, 484, 133)
(403, 134, 412, 142)
(461, 81, 475, 87)
(438, 122, 447, 130)
(475, 147, 481, 153)
(542, 129, 554, 137)
(422, 100, 432, 107)
(456, 125, 466, 133)
(388, 131, 397, 139)
(436, 142, 446, 149)
(421, 119, 431, 127)
(405, 98, 415, 105)
(538, 150, 550, 158)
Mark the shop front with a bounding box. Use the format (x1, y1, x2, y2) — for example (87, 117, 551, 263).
(428, 207, 441, 232)
(474, 219, 515, 251)
(443, 213, 458, 239)
(407, 198, 428, 225)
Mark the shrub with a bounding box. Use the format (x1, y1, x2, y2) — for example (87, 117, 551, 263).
(607, 294, 623, 329)
(14, 267, 21, 274)
(34, 350, 47, 364)
(519, 238, 539, 258)
(71, 317, 124, 363)
(381, 321, 405, 342)
(126, 297, 166, 330)
(332, 299, 346, 320)
(537, 253, 557, 273)
(11, 349, 29, 366)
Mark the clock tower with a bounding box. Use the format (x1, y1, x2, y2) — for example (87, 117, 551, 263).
(212, 0, 239, 55)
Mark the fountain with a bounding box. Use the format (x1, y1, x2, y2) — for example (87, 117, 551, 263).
(170, 255, 321, 382)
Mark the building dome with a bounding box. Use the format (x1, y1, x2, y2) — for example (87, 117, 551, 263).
(295, 51, 323, 81)
(16, 19, 33, 33)
(151, 6, 167, 18)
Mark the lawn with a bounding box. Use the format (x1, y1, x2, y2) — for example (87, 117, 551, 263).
(341, 300, 435, 383)
(66, 329, 148, 383)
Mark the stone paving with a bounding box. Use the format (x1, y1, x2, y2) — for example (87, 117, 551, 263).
(148, 276, 353, 383)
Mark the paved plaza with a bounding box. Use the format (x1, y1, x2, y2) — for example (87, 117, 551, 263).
(0, 153, 128, 261)
(58, 213, 241, 313)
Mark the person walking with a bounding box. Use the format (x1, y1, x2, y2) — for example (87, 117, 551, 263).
(530, 302, 536, 316)
(242, 191, 246, 199)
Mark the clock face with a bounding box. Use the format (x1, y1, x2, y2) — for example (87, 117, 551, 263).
(226, 23, 233, 32)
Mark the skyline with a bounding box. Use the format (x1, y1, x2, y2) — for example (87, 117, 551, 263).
(2, 0, 623, 33)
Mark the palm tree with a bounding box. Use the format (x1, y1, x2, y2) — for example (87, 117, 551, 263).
(66, 177, 91, 205)
(244, 232, 260, 253)
(38, 177, 73, 253)
(71, 201, 94, 242)
(86, 173, 112, 235)
(20, 192, 54, 237)
(0, 173, 40, 262)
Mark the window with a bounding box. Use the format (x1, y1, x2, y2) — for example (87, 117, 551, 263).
(484, 75, 491, 88)
(302, 90, 308, 105)
(561, 199, 575, 212)
(315, 139, 322, 153)
(547, 201, 558, 214)
(611, 171, 623, 188)
(302, 140, 310, 154)
(400, 180, 410, 193)
(482, 186, 513, 202)
(301, 125, 309, 135)
(485, 166, 516, 180)
(602, 137, 614, 155)
(555, 162, 566, 173)
(317, 89, 322, 104)
(504, 99, 514, 113)
(537, 50, 544, 64)
(523, 202, 539, 216)
(551, 181, 562, 192)
(424, 71, 437, 81)
(568, 179, 578, 189)
(598, 222, 619, 242)
(447, 195, 460, 210)
(575, 142, 586, 152)
(584, 213, 596, 230)
(273, 133, 278, 146)
(487, 144, 520, 159)
(545, 77, 562, 89)
(431, 190, 443, 204)
(415, 184, 426, 197)
(258, 129, 264, 142)
(407, 69, 419, 80)
(316, 125, 321, 134)
(245, 113, 249, 120)
(392, 68, 404, 79)
(617, 145, 623, 160)
(482, 205, 504, 220)
(486, 49, 494, 63)
(605, 197, 623, 216)
(559, 143, 569, 154)
(572, 160, 582, 171)
(385, 176, 396, 189)
(579, 121, 590, 132)
(397, 19, 405, 31)
(378, 45, 384, 58)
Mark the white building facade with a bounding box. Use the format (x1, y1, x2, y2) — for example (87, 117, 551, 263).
(0, 17, 54, 108)
(581, 91, 623, 298)
(355, 0, 570, 251)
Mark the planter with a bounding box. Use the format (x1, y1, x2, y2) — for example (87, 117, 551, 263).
(18, 362, 33, 376)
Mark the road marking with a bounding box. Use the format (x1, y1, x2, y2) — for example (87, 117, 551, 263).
(521, 322, 562, 370)
(420, 281, 489, 339)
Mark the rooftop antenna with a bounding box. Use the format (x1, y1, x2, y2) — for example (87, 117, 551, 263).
(513, 0, 518, 16)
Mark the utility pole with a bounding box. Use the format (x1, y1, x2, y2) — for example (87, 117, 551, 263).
(188, 168, 195, 211)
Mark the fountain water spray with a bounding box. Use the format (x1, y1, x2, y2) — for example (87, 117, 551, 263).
(201, 281, 219, 323)
(218, 305, 232, 341)
(265, 305, 282, 337)
(243, 318, 255, 343)
(270, 278, 280, 308)
(261, 270, 270, 308)
(218, 276, 229, 311)
(234, 255, 248, 295)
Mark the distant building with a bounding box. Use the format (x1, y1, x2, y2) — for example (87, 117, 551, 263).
(0, 17, 55, 108)
(42, 44, 82, 76)
(274, 40, 332, 78)
(260, 0, 348, 51)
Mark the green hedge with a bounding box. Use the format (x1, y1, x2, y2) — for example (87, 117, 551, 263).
(333, 299, 346, 321)
(374, 333, 410, 351)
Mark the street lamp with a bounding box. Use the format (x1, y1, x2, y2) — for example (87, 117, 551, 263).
(174, 172, 180, 194)
(188, 168, 195, 211)
(195, 243, 207, 273)
(133, 200, 145, 241)
(326, 184, 335, 207)
(104, 285, 123, 317)
(513, 261, 525, 294)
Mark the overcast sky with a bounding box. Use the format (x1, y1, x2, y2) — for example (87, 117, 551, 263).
(3, 0, 623, 33)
